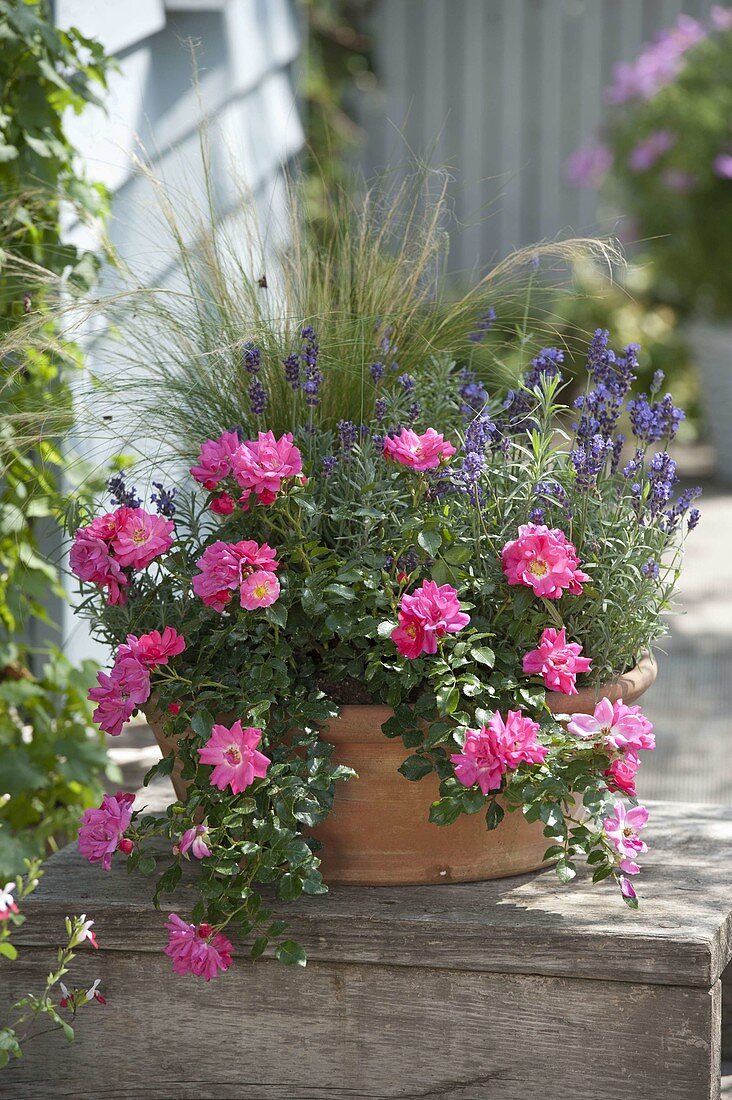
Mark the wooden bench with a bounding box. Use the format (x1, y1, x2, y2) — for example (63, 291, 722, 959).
(3, 800, 732, 1099)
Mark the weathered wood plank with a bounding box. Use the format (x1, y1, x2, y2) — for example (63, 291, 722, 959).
(12, 802, 732, 990)
(0, 951, 722, 1100)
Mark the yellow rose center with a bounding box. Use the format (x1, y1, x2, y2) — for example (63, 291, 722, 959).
(225, 745, 242, 766)
(529, 558, 549, 577)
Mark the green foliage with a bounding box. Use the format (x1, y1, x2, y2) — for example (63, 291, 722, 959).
(601, 19, 732, 317)
(0, 1, 112, 874)
(0, 864, 105, 1068)
(0, 654, 114, 876)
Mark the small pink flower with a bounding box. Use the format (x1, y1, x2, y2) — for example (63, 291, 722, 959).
(522, 627, 592, 694)
(168, 703, 181, 716)
(231, 431, 303, 502)
(628, 130, 675, 172)
(78, 792, 135, 871)
(175, 825, 212, 860)
(501, 523, 589, 599)
(712, 5, 732, 31)
(85, 979, 106, 1005)
(620, 875, 637, 901)
(605, 752, 640, 797)
(119, 838, 134, 855)
(121, 628, 186, 668)
(164, 913, 233, 980)
(383, 427, 456, 471)
(239, 570, 280, 609)
(392, 580, 470, 659)
(197, 721, 271, 795)
(0, 882, 18, 921)
(88, 656, 151, 736)
(190, 430, 242, 489)
(450, 710, 547, 794)
(565, 144, 612, 188)
(210, 492, 236, 515)
(566, 697, 655, 752)
(110, 508, 174, 570)
(69, 530, 129, 605)
(603, 801, 649, 871)
(193, 540, 279, 612)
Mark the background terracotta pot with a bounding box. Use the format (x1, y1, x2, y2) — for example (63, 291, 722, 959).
(145, 653, 657, 887)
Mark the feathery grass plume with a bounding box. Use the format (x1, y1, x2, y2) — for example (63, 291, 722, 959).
(1, 145, 622, 489)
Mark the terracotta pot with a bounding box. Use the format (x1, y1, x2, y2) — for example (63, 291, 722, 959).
(145, 653, 657, 887)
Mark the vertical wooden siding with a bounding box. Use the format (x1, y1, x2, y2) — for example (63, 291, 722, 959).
(361, 0, 716, 272)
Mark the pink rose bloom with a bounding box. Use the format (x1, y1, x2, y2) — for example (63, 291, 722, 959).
(566, 697, 655, 752)
(175, 825, 212, 860)
(87, 511, 125, 542)
(110, 508, 174, 570)
(501, 523, 589, 599)
(197, 721, 271, 795)
(210, 492, 236, 515)
(78, 792, 134, 871)
(69, 530, 129, 606)
(603, 801, 649, 874)
(383, 427, 456, 472)
(121, 628, 186, 668)
(522, 627, 592, 694)
(450, 710, 547, 794)
(190, 430, 241, 489)
(231, 431, 303, 502)
(164, 914, 233, 981)
(240, 570, 280, 610)
(0, 882, 19, 921)
(392, 580, 470, 659)
(193, 540, 279, 612)
(605, 752, 640, 798)
(88, 656, 151, 736)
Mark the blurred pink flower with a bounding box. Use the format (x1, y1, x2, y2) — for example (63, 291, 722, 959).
(714, 153, 732, 179)
(78, 793, 134, 871)
(565, 144, 612, 188)
(522, 627, 592, 694)
(383, 427, 456, 471)
(628, 130, 676, 172)
(164, 914, 233, 980)
(198, 721, 271, 795)
(501, 523, 589, 599)
(88, 656, 151, 736)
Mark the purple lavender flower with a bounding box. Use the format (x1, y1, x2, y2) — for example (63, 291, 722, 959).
(243, 341, 261, 374)
(534, 479, 573, 518)
(650, 369, 665, 395)
(321, 455, 338, 477)
(641, 560, 660, 579)
(458, 368, 489, 416)
(529, 507, 545, 524)
(249, 378, 267, 416)
(108, 472, 141, 509)
(408, 401, 421, 422)
(283, 352, 300, 390)
(570, 434, 614, 491)
(150, 481, 177, 518)
(465, 414, 498, 453)
(688, 507, 701, 531)
(370, 361, 385, 383)
(628, 393, 685, 443)
(574, 331, 638, 445)
(301, 326, 323, 408)
(648, 452, 678, 517)
(337, 419, 358, 453)
(398, 373, 415, 393)
(375, 397, 388, 421)
(397, 549, 420, 574)
(467, 307, 496, 343)
(665, 485, 702, 530)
